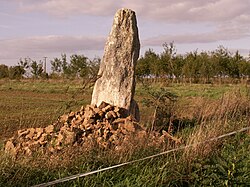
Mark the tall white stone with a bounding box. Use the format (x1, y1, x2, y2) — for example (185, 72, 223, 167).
(91, 8, 140, 121)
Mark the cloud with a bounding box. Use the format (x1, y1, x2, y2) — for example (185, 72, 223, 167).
(14, 0, 250, 44)
(229, 48, 250, 55)
(0, 25, 10, 29)
(18, 0, 120, 17)
(143, 26, 250, 46)
(16, 0, 250, 23)
(0, 35, 105, 60)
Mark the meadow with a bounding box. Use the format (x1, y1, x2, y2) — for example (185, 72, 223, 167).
(0, 79, 249, 186)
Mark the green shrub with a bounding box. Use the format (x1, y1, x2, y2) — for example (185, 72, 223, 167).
(191, 134, 250, 186)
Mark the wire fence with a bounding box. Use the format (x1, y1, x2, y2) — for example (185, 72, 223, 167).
(32, 126, 250, 187)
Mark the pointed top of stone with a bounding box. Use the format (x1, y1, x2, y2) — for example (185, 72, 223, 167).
(113, 8, 136, 22)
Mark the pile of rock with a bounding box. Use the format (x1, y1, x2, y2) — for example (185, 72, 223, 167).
(5, 102, 150, 157)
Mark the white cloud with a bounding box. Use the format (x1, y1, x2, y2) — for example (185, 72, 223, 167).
(143, 26, 250, 46)
(125, 0, 250, 23)
(229, 48, 250, 56)
(18, 0, 120, 17)
(14, 0, 250, 43)
(0, 35, 105, 60)
(0, 25, 10, 29)
(16, 0, 250, 22)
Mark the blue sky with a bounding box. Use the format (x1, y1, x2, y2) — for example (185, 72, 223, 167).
(1, 0, 250, 66)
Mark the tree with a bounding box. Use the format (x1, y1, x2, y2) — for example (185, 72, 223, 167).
(160, 42, 177, 79)
(136, 55, 151, 78)
(51, 57, 63, 74)
(87, 57, 101, 79)
(172, 54, 185, 83)
(69, 54, 88, 78)
(228, 51, 242, 78)
(50, 53, 93, 79)
(18, 58, 30, 77)
(30, 60, 43, 78)
(198, 52, 214, 83)
(8, 66, 25, 79)
(0, 64, 9, 79)
(61, 53, 73, 78)
(182, 50, 201, 83)
(50, 53, 71, 78)
(136, 49, 160, 81)
(211, 46, 231, 79)
(239, 59, 250, 79)
(80, 57, 101, 89)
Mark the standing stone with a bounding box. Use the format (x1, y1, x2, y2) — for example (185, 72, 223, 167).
(91, 8, 140, 121)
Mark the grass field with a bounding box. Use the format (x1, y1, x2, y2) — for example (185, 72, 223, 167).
(0, 79, 249, 186)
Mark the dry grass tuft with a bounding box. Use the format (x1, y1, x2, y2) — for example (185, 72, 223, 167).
(183, 90, 250, 161)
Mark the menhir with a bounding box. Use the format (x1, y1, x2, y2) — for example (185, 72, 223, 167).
(91, 8, 140, 121)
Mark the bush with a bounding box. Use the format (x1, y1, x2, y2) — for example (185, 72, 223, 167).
(142, 85, 177, 131)
(8, 66, 25, 79)
(0, 64, 8, 79)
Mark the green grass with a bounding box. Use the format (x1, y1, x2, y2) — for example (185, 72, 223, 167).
(0, 79, 84, 93)
(0, 79, 91, 141)
(0, 79, 249, 186)
(135, 82, 248, 99)
(1, 134, 249, 186)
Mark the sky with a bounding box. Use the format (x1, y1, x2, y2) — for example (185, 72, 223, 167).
(1, 0, 250, 66)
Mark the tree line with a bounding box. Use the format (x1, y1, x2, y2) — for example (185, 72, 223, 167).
(136, 43, 250, 84)
(0, 54, 100, 80)
(0, 43, 250, 84)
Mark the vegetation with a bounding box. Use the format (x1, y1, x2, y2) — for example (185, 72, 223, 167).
(0, 54, 100, 81)
(0, 80, 249, 186)
(0, 43, 249, 186)
(0, 44, 249, 85)
(0, 65, 8, 79)
(136, 43, 250, 84)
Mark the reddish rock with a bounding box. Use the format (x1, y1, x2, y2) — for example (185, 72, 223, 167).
(25, 128, 35, 139)
(45, 125, 54, 134)
(17, 129, 29, 138)
(5, 141, 16, 156)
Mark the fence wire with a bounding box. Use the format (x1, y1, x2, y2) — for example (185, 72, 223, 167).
(32, 126, 250, 187)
